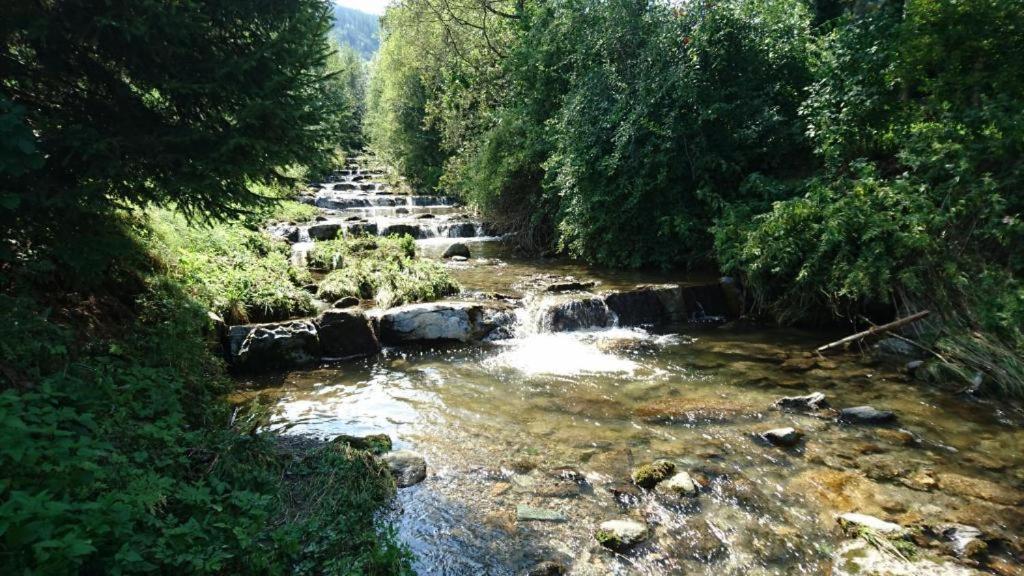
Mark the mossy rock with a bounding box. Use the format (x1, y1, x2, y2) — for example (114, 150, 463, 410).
(331, 433, 393, 455)
(595, 529, 624, 550)
(595, 519, 649, 552)
(631, 459, 676, 489)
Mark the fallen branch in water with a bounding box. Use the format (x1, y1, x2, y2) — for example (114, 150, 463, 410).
(816, 310, 931, 354)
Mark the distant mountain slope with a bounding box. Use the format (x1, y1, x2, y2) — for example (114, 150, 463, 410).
(331, 4, 380, 59)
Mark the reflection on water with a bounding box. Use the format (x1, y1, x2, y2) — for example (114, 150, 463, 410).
(235, 324, 1024, 575)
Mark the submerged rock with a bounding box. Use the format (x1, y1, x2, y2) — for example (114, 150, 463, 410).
(875, 337, 922, 359)
(667, 518, 728, 562)
(655, 471, 699, 496)
(631, 460, 675, 489)
(595, 519, 649, 551)
(839, 405, 898, 425)
(936, 472, 1024, 506)
(316, 309, 380, 358)
(760, 427, 803, 447)
(774, 391, 829, 412)
(838, 512, 905, 535)
(231, 320, 320, 371)
(442, 242, 471, 259)
(515, 505, 566, 522)
(634, 397, 758, 425)
(376, 301, 515, 343)
(383, 450, 427, 487)
(832, 539, 986, 576)
(331, 433, 392, 454)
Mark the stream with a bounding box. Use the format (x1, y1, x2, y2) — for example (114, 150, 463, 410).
(237, 159, 1024, 575)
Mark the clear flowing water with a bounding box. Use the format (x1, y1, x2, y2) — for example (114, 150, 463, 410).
(247, 166, 1024, 575)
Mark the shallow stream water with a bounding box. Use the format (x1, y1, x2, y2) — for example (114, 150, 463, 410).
(243, 167, 1024, 575)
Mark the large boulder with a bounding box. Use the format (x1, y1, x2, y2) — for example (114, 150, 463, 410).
(344, 222, 378, 236)
(443, 222, 478, 238)
(380, 223, 420, 238)
(442, 242, 471, 259)
(602, 282, 733, 327)
(231, 320, 321, 371)
(307, 222, 341, 240)
(268, 223, 300, 243)
(315, 309, 380, 359)
(604, 284, 682, 326)
(376, 301, 515, 344)
(535, 296, 614, 332)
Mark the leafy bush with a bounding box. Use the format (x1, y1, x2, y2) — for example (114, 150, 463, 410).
(146, 209, 315, 324)
(310, 235, 458, 307)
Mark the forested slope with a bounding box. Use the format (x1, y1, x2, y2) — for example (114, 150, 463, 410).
(365, 0, 1024, 396)
(332, 4, 381, 59)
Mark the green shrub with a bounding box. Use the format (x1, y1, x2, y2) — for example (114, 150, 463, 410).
(311, 235, 458, 308)
(146, 209, 315, 324)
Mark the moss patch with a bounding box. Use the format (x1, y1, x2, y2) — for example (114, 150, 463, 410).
(312, 235, 459, 308)
(631, 460, 676, 489)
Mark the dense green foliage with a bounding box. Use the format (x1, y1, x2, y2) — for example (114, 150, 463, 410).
(148, 209, 315, 325)
(311, 235, 459, 308)
(0, 224, 411, 574)
(1, 1, 412, 573)
(367, 0, 1024, 394)
(331, 4, 381, 59)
